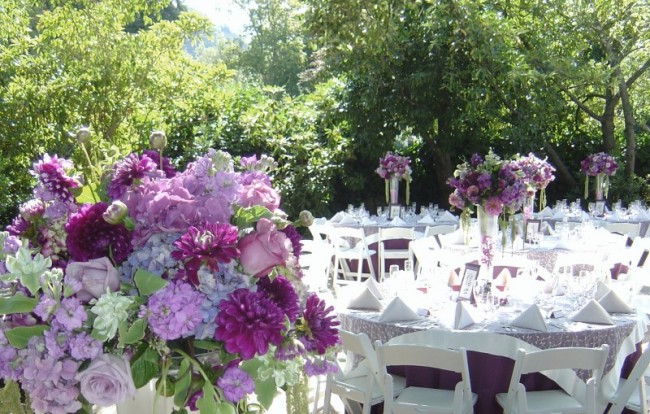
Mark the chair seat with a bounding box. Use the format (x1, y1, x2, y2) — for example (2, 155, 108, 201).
(496, 390, 585, 413)
(337, 245, 377, 258)
(395, 386, 477, 413)
(332, 374, 407, 406)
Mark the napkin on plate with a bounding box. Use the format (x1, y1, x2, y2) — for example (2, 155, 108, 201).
(347, 287, 383, 310)
(339, 215, 357, 225)
(607, 212, 622, 222)
(570, 299, 614, 325)
(417, 215, 435, 225)
(538, 206, 554, 218)
(635, 210, 650, 220)
(391, 216, 407, 226)
(552, 211, 565, 220)
(439, 211, 458, 222)
(330, 212, 344, 223)
(554, 239, 573, 250)
(598, 289, 634, 313)
(540, 221, 555, 236)
(361, 217, 376, 225)
(511, 304, 548, 332)
(594, 280, 612, 300)
(365, 277, 384, 300)
(378, 296, 421, 322)
(454, 301, 476, 330)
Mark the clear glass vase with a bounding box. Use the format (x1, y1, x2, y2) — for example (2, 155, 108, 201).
(523, 191, 536, 221)
(594, 173, 606, 201)
(389, 175, 400, 204)
(477, 205, 498, 271)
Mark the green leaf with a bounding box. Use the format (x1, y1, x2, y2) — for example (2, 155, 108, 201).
(134, 268, 168, 296)
(193, 340, 221, 351)
(231, 206, 273, 228)
(155, 376, 175, 397)
(123, 318, 146, 344)
(5, 325, 48, 349)
(74, 183, 99, 204)
(173, 358, 192, 407)
(19, 272, 41, 297)
(241, 359, 276, 409)
(131, 347, 160, 389)
(215, 402, 236, 414)
(0, 293, 38, 315)
(196, 382, 220, 414)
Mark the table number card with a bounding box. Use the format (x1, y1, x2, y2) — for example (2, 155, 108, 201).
(457, 263, 480, 301)
(389, 204, 401, 219)
(525, 219, 541, 244)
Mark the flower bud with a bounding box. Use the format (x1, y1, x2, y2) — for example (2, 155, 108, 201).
(298, 210, 314, 227)
(76, 127, 92, 145)
(19, 199, 45, 221)
(209, 149, 234, 173)
(103, 201, 128, 225)
(149, 131, 167, 150)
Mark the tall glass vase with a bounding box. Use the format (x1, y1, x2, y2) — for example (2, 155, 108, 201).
(523, 191, 536, 221)
(476, 205, 498, 275)
(389, 175, 400, 204)
(594, 173, 606, 201)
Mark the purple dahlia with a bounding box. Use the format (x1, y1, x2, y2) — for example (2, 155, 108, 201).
(280, 225, 302, 257)
(31, 154, 81, 203)
(142, 150, 176, 178)
(106, 153, 157, 199)
(214, 289, 285, 360)
(257, 276, 300, 322)
(65, 202, 132, 263)
(171, 222, 240, 285)
(299, 293, 339, 355)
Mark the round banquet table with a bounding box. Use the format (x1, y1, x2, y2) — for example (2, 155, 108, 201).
(339, 303, 647, 414)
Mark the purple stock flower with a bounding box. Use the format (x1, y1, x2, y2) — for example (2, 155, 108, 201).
(214, 289, 285, 360)
(65, 202, 133, 263)
(146, 281, 205, 340)
(68, 333, 103, 361)
(304, 358, 338, 377)
(53, 297, 87, 331)
(280, 225, 302, 257)
(31, 154, 81, 204)
(580, 152, 618, 176)
(257, 276, 300, 322)
(217, 366, 255, 402)
(299, 293, 340, 355)
(106, 153, 157, 199)
(171, 222, 240, 285)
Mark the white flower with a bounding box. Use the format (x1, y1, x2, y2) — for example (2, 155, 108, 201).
(3, 246, 52, 295)
(90, 291, 133, 340)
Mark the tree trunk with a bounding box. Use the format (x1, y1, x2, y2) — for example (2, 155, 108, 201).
(618, 78, 636, 176)
(422, 127, 453, 208)
(601, 92, 617, 154)
(542, 141, 577, 188)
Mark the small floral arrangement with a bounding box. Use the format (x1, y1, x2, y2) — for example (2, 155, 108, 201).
(513, 153, 556, 210)
(376, 152, 412, 204)
(447, 150, 526, 217)
(580, 152, 618, 200)
(0, 133, 339, 414)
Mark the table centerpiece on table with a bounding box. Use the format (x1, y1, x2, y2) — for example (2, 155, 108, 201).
(447, 150, 526, 269)
(513, 153, 556, 219)
(376, 151, 412, 207)
(580, 152, 618, 202)
(0, 133, 340, 414)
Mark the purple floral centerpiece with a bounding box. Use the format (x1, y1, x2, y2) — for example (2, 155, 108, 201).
(376, 152, 412, 205)
(513, 153, 556, 217)
(447, 150, 526, 267)
(580, 152, 618, 200)
(0, 139, 339, 413)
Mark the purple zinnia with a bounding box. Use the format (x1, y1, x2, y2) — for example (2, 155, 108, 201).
(217, 366, 255, 403)
(106, 153, 157, 199)
(171, 222, 240, 285)
(65, 202, 133, 263)
(257, 276, 300, 322)
(299, 293, 340, 355)
(142, 150, 176, 178)
(146, 281, 205, 340)
(31, 154, 81, 203)
(214, 289, 285, 360)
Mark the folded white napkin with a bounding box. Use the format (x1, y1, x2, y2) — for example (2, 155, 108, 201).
(554, 239, 573, 250)
(511, 304, 548, 332)
(635, 210, 650, 220)
(365, 277, 384, 300)
(541, 221, 555, 236)
(347, 287, 383, 310)
(339, 215, 357, 225)
(581, 211, 590, 220)
(608, 212, 622, 222)
(552, 211, 565, 220)
(417, 215, 435, 225)
(571, 299, 614, 325)
(538, 206, 554, 218)
(391, 217, 407, 226)
(361, 217, 376, 225)
(494, 268, 511, 287)
(594, 280, 611, 300)
(598, 289, 634, 313)
(439, 211, 458, 222)
(378, 296, 421, 322)
(454, 301, 476, 330)
(512, 236, 524, 250)
(330, 212, 345, 223)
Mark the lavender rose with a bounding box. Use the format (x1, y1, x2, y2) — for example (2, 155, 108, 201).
(65, 257, 120, 302)
(76, 354, 136, 406)
(238, 218, 291, 277)
(238, 179, 281, 211)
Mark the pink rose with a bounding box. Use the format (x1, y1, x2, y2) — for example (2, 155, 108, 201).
(238, 218, 291, 277)
(76, 354, 136, 406)
(239, 180, 281, 211)
(66, 257, 120, 302)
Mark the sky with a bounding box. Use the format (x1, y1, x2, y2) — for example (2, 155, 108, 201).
(183, 0, 249, 36)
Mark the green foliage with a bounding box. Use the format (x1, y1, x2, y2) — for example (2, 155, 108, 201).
(608, 174, 650, 206)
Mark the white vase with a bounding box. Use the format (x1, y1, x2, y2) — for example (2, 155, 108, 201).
(96, 380, 197, 414)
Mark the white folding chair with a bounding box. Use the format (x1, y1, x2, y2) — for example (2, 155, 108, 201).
(322, 331, 406, 414)
(606, 345, 650, 414)
(378, 227, 415, 282)
(495, 345, 610, 414)
(425, 224, 458, 247)
(300, 239, 334, 292)
(375, 342, 477, 414)
(309, 218, 333, 243)
(331, 227, 377, 284)
(408, 236, 441, 279)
